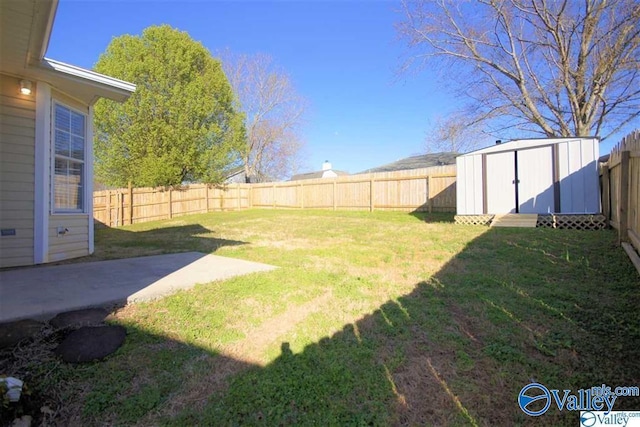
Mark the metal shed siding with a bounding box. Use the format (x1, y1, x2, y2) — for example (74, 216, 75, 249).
(456, 155, 483, 214)
(456, 137, 600, 215)
(486, 151, 516, 213)
(558, 139, 600, 213)
(517, 146, 554, 213)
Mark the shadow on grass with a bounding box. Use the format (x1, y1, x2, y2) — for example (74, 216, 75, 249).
(4, 227, 638, 426)
(409, 211, 456, 223)
(91, 223, 248, 261)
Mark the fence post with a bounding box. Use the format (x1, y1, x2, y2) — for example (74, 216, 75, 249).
(273, 184, 276, 209)
(249, 185, 253, 209)
(220, 188, 224, 211)
(205, 185, 210, 213)
(106, 190, 111, 227)
(619, 150, 630, 243)
(601, 165, 610, 221)
(237, 183, 241, 210)
(119, 192, 124, 226)
(369, 179, 375, 212)
(300, 182, 304, 209)
(168, 188, 173, 219)
(333, 181, 337, 211)
(128, 181, 133, 225)
(427, 175, 433, 213)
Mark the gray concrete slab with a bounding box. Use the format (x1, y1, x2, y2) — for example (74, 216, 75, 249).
(0, 252, 276, 323)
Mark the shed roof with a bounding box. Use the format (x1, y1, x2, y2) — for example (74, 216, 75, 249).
(458, 137, 599, 157)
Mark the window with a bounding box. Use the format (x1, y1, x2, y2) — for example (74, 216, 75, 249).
(53, 103, 85, 212)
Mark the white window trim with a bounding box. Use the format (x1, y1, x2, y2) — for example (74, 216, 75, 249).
(51, 100, 88, 214)
(87, 106, 95, 254)
(34, 82, 51, 264)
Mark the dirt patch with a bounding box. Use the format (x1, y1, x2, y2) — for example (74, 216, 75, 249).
(225, 290, 334, 364)
(135, 354, 252, 426)
(137, 291, 335, 423)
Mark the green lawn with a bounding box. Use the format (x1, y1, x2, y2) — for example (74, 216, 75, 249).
(3, 210, 639, 426)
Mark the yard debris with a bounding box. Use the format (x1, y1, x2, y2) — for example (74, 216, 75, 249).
(11, 414, 32, 427)
(0, 319, 44, 350)
(1, 376, 24, 402)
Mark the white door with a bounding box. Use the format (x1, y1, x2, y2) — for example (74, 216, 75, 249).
(517, 146, 555, 213)
(486, 151, 516, 213)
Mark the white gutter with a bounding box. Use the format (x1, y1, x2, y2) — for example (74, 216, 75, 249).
(41, 57, 136, 92)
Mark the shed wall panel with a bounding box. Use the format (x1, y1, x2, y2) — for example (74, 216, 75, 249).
(558, 139, 600, 213)
(486, 151, 516, 214)
(518, 146, 554, 213)
(456, 157, 467, 214)
(456, 155, 483, 214)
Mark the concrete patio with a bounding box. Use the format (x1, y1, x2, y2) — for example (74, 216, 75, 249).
(0, 252, 276, 323)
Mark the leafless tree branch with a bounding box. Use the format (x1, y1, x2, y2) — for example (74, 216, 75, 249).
(398, 0, 640, 148)
(220, 52, 307, 182)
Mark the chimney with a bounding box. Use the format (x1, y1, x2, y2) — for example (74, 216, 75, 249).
(322, 160, 332, 171)
(495, 140, 502, 145)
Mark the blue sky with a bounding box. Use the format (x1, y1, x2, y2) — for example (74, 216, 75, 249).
(47, 0, 621, 175)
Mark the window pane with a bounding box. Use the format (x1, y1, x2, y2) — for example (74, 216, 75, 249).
(54, 158, 84, 210)
(71, 136, 84, 160)
(55, 105, 70, 132)
(55, 130, 70, 157)
(53, 103, 85, 212)
(70, 112, 84, 136)
(54, 158, 69, 210)
(70, 162, 84, 210)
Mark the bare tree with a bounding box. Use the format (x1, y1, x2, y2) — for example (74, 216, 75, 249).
(398, 0, 640, 143)
(425, 111, 492, 153)
(221, 52, 306, 182)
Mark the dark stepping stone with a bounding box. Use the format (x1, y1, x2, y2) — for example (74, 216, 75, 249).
(55, 325, 126, 363)
(49, 308, 109, 329)
(0, 319, 44, 349)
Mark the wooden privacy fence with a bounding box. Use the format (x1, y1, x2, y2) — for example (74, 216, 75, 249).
(601, 130, 640, 273)
(93, 183, 249, 227)
(93, 165, 456, 227)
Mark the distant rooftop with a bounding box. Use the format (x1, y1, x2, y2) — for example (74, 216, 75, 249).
(358, 152, 458, 174)
(290, 169, 349, 181)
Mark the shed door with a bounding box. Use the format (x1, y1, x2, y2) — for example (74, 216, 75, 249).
(486, 151, 516, 213)
(517, 146, 555, 213)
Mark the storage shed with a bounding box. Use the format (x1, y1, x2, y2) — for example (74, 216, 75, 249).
(456, 137, 600, 215)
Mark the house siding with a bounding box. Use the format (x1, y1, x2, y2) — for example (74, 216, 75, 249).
(48, 215, 90, 262)
(0, 73, 35, 267)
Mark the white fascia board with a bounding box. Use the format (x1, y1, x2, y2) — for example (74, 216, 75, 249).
(36, 0, 59, 61)
(459, 137, 596, 157)
(41, 58, 136, 93)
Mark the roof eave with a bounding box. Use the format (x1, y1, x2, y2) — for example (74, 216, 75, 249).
(25, 0, 58, 66)
(37, 57, 136, 103)
(42, 58, 136, 93)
